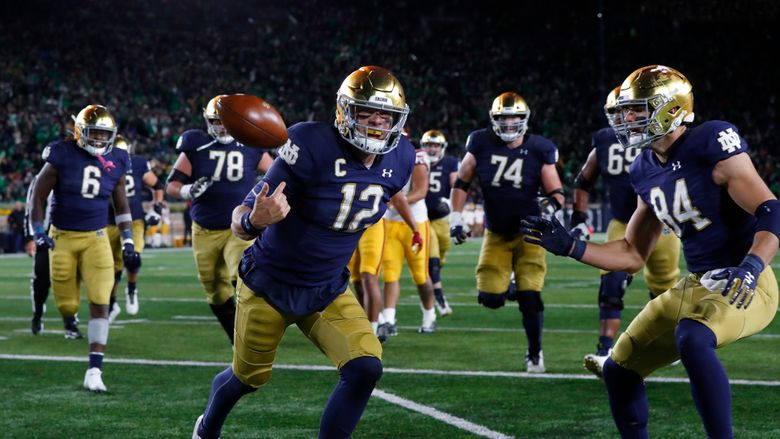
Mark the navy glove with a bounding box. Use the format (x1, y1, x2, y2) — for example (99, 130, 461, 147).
(122, 242, 142, 272)
(449, 211, 470, 245)
(33, 223, 54, 250)
(520, 215, 585, 259)
(710, 254, 764, 309)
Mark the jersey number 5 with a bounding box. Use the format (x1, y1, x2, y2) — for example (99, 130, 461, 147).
(649, 178, 711, 236)
(333, 184, 383, 231)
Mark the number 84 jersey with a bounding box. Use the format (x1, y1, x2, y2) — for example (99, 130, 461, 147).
(629, 121, 756, 273)
(241, 121, 415, 287)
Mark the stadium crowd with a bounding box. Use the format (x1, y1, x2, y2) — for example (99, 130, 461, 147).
(1, 0, 778, 204)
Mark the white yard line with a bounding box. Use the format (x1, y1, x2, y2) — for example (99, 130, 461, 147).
(371, 388, 515, 439)
(2, 354, 780, 387)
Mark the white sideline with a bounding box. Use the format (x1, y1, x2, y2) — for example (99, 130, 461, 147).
(2, 354, 780, 387)
(371, 389, 514, 439)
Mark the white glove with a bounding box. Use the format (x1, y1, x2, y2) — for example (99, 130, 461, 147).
(180, 176, 213, 200)
(449, 211, 471, 245)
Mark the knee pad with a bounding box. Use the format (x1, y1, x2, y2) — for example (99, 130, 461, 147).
(429, 258, 441, 284)
(88, 318, 109, 345)
(478, 291, 506, 309)
(517, 290, 544, 314)
(341, 356, 383, 386)
(599, 272, 632, 312)
(233, 349, 275, 388)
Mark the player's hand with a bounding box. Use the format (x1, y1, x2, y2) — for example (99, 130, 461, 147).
(122, 242, 142, 271)
(145, 209, 161, 226)
(411, 231, 424, 254)
(569, 210, 591, 241)
(710, 254, 764, 309)
(249, 182, 290, 229)
(25, 240, 36, 257)
(539, 197, 561, 220)
(449, 211, 470, 245)
(35, 232, 55, 251)
(520, 215, 576, 257)
(181, 176, 213, 200)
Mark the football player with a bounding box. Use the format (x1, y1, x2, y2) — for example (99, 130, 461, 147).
(166, 96, 273, 344)
(381, 146, 435, 334)
(31, 104, 138, 392)
(521, 65, 779, 438)
(192, 66, 415, 439)
(573, 87, 681, 377)
(421, 129, 458, 316)
(450, 92, 565, 373)
(106, 135, 165, 321)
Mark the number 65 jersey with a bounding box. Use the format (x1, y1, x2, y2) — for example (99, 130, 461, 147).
(629, 121, 756, 273)
(240, 121, 414, 293)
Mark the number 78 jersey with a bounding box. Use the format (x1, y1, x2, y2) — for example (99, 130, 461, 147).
(629, 120, 757, 273)
(466, 128, 559, 235)
(241, 121, 415, 287)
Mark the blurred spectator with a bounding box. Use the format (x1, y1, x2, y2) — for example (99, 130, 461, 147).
(6, 201, 25, 253)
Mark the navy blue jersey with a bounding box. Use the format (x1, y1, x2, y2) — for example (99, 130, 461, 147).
(177, 130, 265, 229)
(425, 155, 458, 220)
(45, 140, 130, 231)
(239, 121, 415, 315)
(109, 154, 151, 224)
(592, 127, 641, 223)
(466, 129, 558, 235)
(630, 121, 755, 273)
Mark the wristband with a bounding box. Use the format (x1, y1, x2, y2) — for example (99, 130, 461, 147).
(569, 239, 587, 260)
(115, 213, 133, 224)
(33, 221, 46, 235)
(180, 184, 192, 200)
(450, 211, 463, 226)
(121, 228, 134, 244)
(240, 211, 264, 237)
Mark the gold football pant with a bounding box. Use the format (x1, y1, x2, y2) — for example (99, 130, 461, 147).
(476, 228, 546, 294)
(48, 226, 115, 316)
(611, 267, 778, 377)
(191, 221, 254, 305)
(232, 279, 382, 387)
(428, 217, 452, 264)
(348, 219, 386, 283)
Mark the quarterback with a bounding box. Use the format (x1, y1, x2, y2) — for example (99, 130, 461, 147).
(522, 65, 778, 438)
(192, 66, 415, 439)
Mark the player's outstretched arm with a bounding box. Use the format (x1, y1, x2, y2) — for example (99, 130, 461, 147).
(231, 182, 289, 240)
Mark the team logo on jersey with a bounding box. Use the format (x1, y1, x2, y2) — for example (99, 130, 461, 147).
(278, 140, 299, 165)
(717, 128, 741, 154)
(382, 169, 393, 178)
(672, 161, 682, 171)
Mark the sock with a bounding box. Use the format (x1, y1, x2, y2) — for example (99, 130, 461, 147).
(676, 319, 732, 438)
(422, 307, 436, 326)
(319, 357, 382, 439)
(429, 258, 441, 284)
(603, 358, 648, 439)
(89, 352, 104, 369)
(63, 315, 78, 329)
(209, 299, 236, 344)
(127, 281, 137, 294)
(518, 291, 543, 357)
(598, 335, 614, 355)
(383, 308, 396, 325)
(377, 312, 387, 325)
(109, 295, 116, 311)
(433, 287, 444, 303)
(199, 367, 256, 439)
(371, 321, 378, 334)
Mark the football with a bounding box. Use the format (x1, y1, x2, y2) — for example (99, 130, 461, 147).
(216, 94, 288, 149)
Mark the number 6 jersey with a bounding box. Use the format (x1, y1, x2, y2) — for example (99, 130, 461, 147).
(630, 121, 756, 273)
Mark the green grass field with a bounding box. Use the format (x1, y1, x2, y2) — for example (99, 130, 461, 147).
(2, 240, 779, 438)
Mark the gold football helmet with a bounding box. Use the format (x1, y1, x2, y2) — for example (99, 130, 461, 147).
(420, 129, 448, 162)
(489, 92, 530, 142)
(73, 105, 117, 157)
(613, 65, 694, 148)
(604, 86, 621, 127)
(335, 66, 410, 154)
(203, 95, 234, 144)
(113, 134, 133, 154)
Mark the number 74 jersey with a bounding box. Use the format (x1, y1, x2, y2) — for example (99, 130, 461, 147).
(629, 120, 757, 273)
(241, 121, 415, 287)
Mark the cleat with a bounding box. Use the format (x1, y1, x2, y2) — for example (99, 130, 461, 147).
(418, 321, 436, 334)
(192, 414, 204, 439)
(378, 322, 398, 337)
(670, 359, 681, 366)
(108, 302, 121, 324)
(434, 295, 453, 317)
(525, 350, 546, 373)
(125, 285, 139, 315)
(376, 324, 392, 344)
(583, 352, 609, 378)
(64, 322, 83, 340)
(83, 367, 107, 392)
(31, 316, 44, 335)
